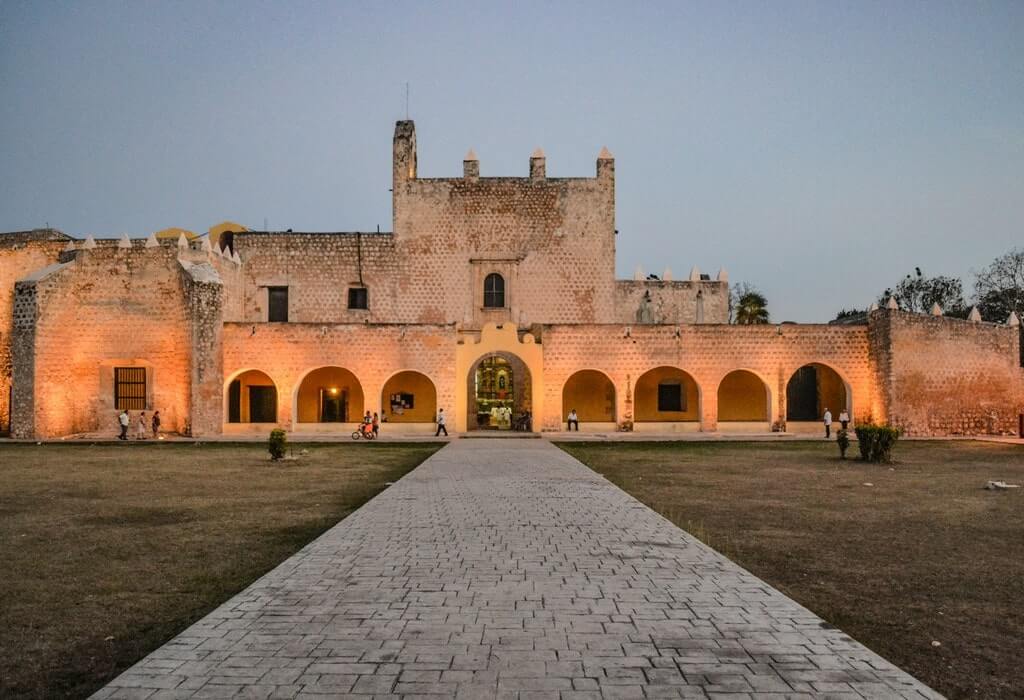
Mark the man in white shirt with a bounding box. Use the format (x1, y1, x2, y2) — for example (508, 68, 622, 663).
(567, 409, 579, 431)
(823, 407, 833, 439)
(435, 408, 448, 437)
(117, 410, 129, 441)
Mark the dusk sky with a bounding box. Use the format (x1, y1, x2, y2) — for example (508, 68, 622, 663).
(1, 1, 1021, 321)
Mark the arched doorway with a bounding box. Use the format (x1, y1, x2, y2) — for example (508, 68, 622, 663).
(717, 369, 770, 431)
(294, 366, 364, 426)
(467, 353, 532, 430)
(561, 370, 616, 427)
(634, 366, 701, 431)
(225, 369, 278, 424)
(786, 363, 851, 433)
(381, 371, 437, 424)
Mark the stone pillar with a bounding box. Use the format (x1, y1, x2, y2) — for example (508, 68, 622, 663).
(181, 262, 224, 437)
(10, 281, 38, 438)
(463, 148, 479, 181)
(529, 148, 546, 181)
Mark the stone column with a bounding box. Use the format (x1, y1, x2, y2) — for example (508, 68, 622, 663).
(9, 281, 38, 438)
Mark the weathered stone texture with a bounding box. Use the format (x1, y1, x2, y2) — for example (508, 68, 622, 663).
(222, 322, 457, 427)
(539, 323, 875, 431)
(872, 309, 1024, 436)
(3, 123, 1023, 438)
(0, 230, 68, 432)
(21, 242, 194, 436)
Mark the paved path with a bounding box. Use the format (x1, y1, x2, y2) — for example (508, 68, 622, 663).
(96, 439, 940, 699)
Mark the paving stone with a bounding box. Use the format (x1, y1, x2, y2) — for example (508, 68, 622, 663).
(94, 440, 942, 699)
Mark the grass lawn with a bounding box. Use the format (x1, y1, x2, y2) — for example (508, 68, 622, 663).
(557, 440, 1024, 700)
(0, 441, 442, 699)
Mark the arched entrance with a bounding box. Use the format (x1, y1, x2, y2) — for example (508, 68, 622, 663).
(562, 370, 616, 428)
(786, 363, 851, 433)
(633, 366, 701, 432)
(293, 366, 364, 429)
(717, 369, 770, 431)
(467, 353, 532, 430)
(225, 369, 278, 424)
(381, 371, 437, 424)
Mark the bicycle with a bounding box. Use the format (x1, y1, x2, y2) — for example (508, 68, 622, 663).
(351, 424, 376, 440)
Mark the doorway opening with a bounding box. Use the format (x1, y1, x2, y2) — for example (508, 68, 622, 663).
(469, 354, 532, 430)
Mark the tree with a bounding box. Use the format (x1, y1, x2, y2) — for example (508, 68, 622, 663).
(879, 267, 966, 317)
(832, 308, 866, 323)
(732, 284, 770, 325)
(973, 248, 1024, 323)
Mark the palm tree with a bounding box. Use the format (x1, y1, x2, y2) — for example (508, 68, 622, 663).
(734, 291, 770, 324)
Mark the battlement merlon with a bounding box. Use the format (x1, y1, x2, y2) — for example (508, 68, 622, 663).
(392, 120, 614, 185)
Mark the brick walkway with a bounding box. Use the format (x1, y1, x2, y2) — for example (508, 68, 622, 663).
(95, 439, 940, 699)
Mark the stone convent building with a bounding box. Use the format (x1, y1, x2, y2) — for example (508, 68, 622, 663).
(2, 121, 1023, 439)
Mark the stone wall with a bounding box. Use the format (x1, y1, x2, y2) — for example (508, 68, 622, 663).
(230, 233, 398, 323)
(0, 230, 69, 432)
(538, 323, 875, 431)
(12, 242, 197, 437)
(222, 322, 457, 428)
(614, 280, 729, 325)
(870, 309, 1024, 435)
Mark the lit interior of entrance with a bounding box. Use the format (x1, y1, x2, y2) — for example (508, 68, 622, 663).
(471, 354, 531, 430)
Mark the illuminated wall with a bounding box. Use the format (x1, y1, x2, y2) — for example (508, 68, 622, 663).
(561, 369, 615, 422)
(634, 366, 700, 422)
(295, 366, 364, 423)
(717, 370, 769, 421)
(381, 371, 437, 423)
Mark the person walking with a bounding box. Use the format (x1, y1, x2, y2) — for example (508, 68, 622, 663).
(567, 408, 579, 431)
(839, 409, 849, 431)
(151, 410, 161, 439)
(823, 407, 833, 439)
(117, 409, 130, 440)
(435, 408, 448, 437)
(136, 411, 147, 440)
(372, 412, 380, 438)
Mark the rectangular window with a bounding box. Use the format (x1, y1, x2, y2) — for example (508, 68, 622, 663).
(268, 286, 288, 322)
(114, 367, 147, 410)
(348, 287, 368, 310)
(657, 383, 684, 412)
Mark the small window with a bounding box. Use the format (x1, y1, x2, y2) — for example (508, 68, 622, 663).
(115, 367, 147, 410)
(657, 383, 684, 412)
(268, 286, 288, 322)
(348, 287, 368, 310)
(484, 273, 505, 308)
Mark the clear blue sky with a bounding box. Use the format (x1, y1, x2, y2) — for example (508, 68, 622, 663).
(2, 1, 1021, 321)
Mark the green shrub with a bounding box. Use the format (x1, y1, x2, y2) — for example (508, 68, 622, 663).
(836, 429, 850, 459)
(854, 424, 901, 463)
(268, 429, 287, 461)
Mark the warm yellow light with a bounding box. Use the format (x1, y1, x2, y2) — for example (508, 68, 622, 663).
(329, 387, 339, 395)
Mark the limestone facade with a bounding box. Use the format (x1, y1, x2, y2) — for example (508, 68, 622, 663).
(2, 122, 1022, 438)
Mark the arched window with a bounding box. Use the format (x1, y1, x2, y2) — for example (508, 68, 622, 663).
(484, 273, 505, 308)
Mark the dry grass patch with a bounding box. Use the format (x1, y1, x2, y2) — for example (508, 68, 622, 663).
(558, 440, 1024, 700)
(0, 441, 441, 699)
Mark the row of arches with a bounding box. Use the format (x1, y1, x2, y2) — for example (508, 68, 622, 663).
(226, 368, 438, 426)
(560, 363, 850, 425)
(224, 360, 851, 430)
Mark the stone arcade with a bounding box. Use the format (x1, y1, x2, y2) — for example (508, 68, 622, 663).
(2, 121, 1023, 439)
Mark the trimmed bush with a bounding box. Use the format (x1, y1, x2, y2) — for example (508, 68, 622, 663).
(268, 429, 287, 461)
(854, 424, 901, 463)
(836, 429, 850, 459)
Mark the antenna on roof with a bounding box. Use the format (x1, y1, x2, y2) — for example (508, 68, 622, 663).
(405, 82, 410, 120)
(263, 217, 268, 232)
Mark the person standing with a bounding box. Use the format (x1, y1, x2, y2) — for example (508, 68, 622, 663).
(151, 411, 161, 439)
(567, 408, 579, 431)
(839, 409, 849, 430)
(136, 411, 147, 440)
(117, 410, 129, 440)
(435, 408, 448, 437)
(372, 412, 380, 438)
(823, 407, 833, 439)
